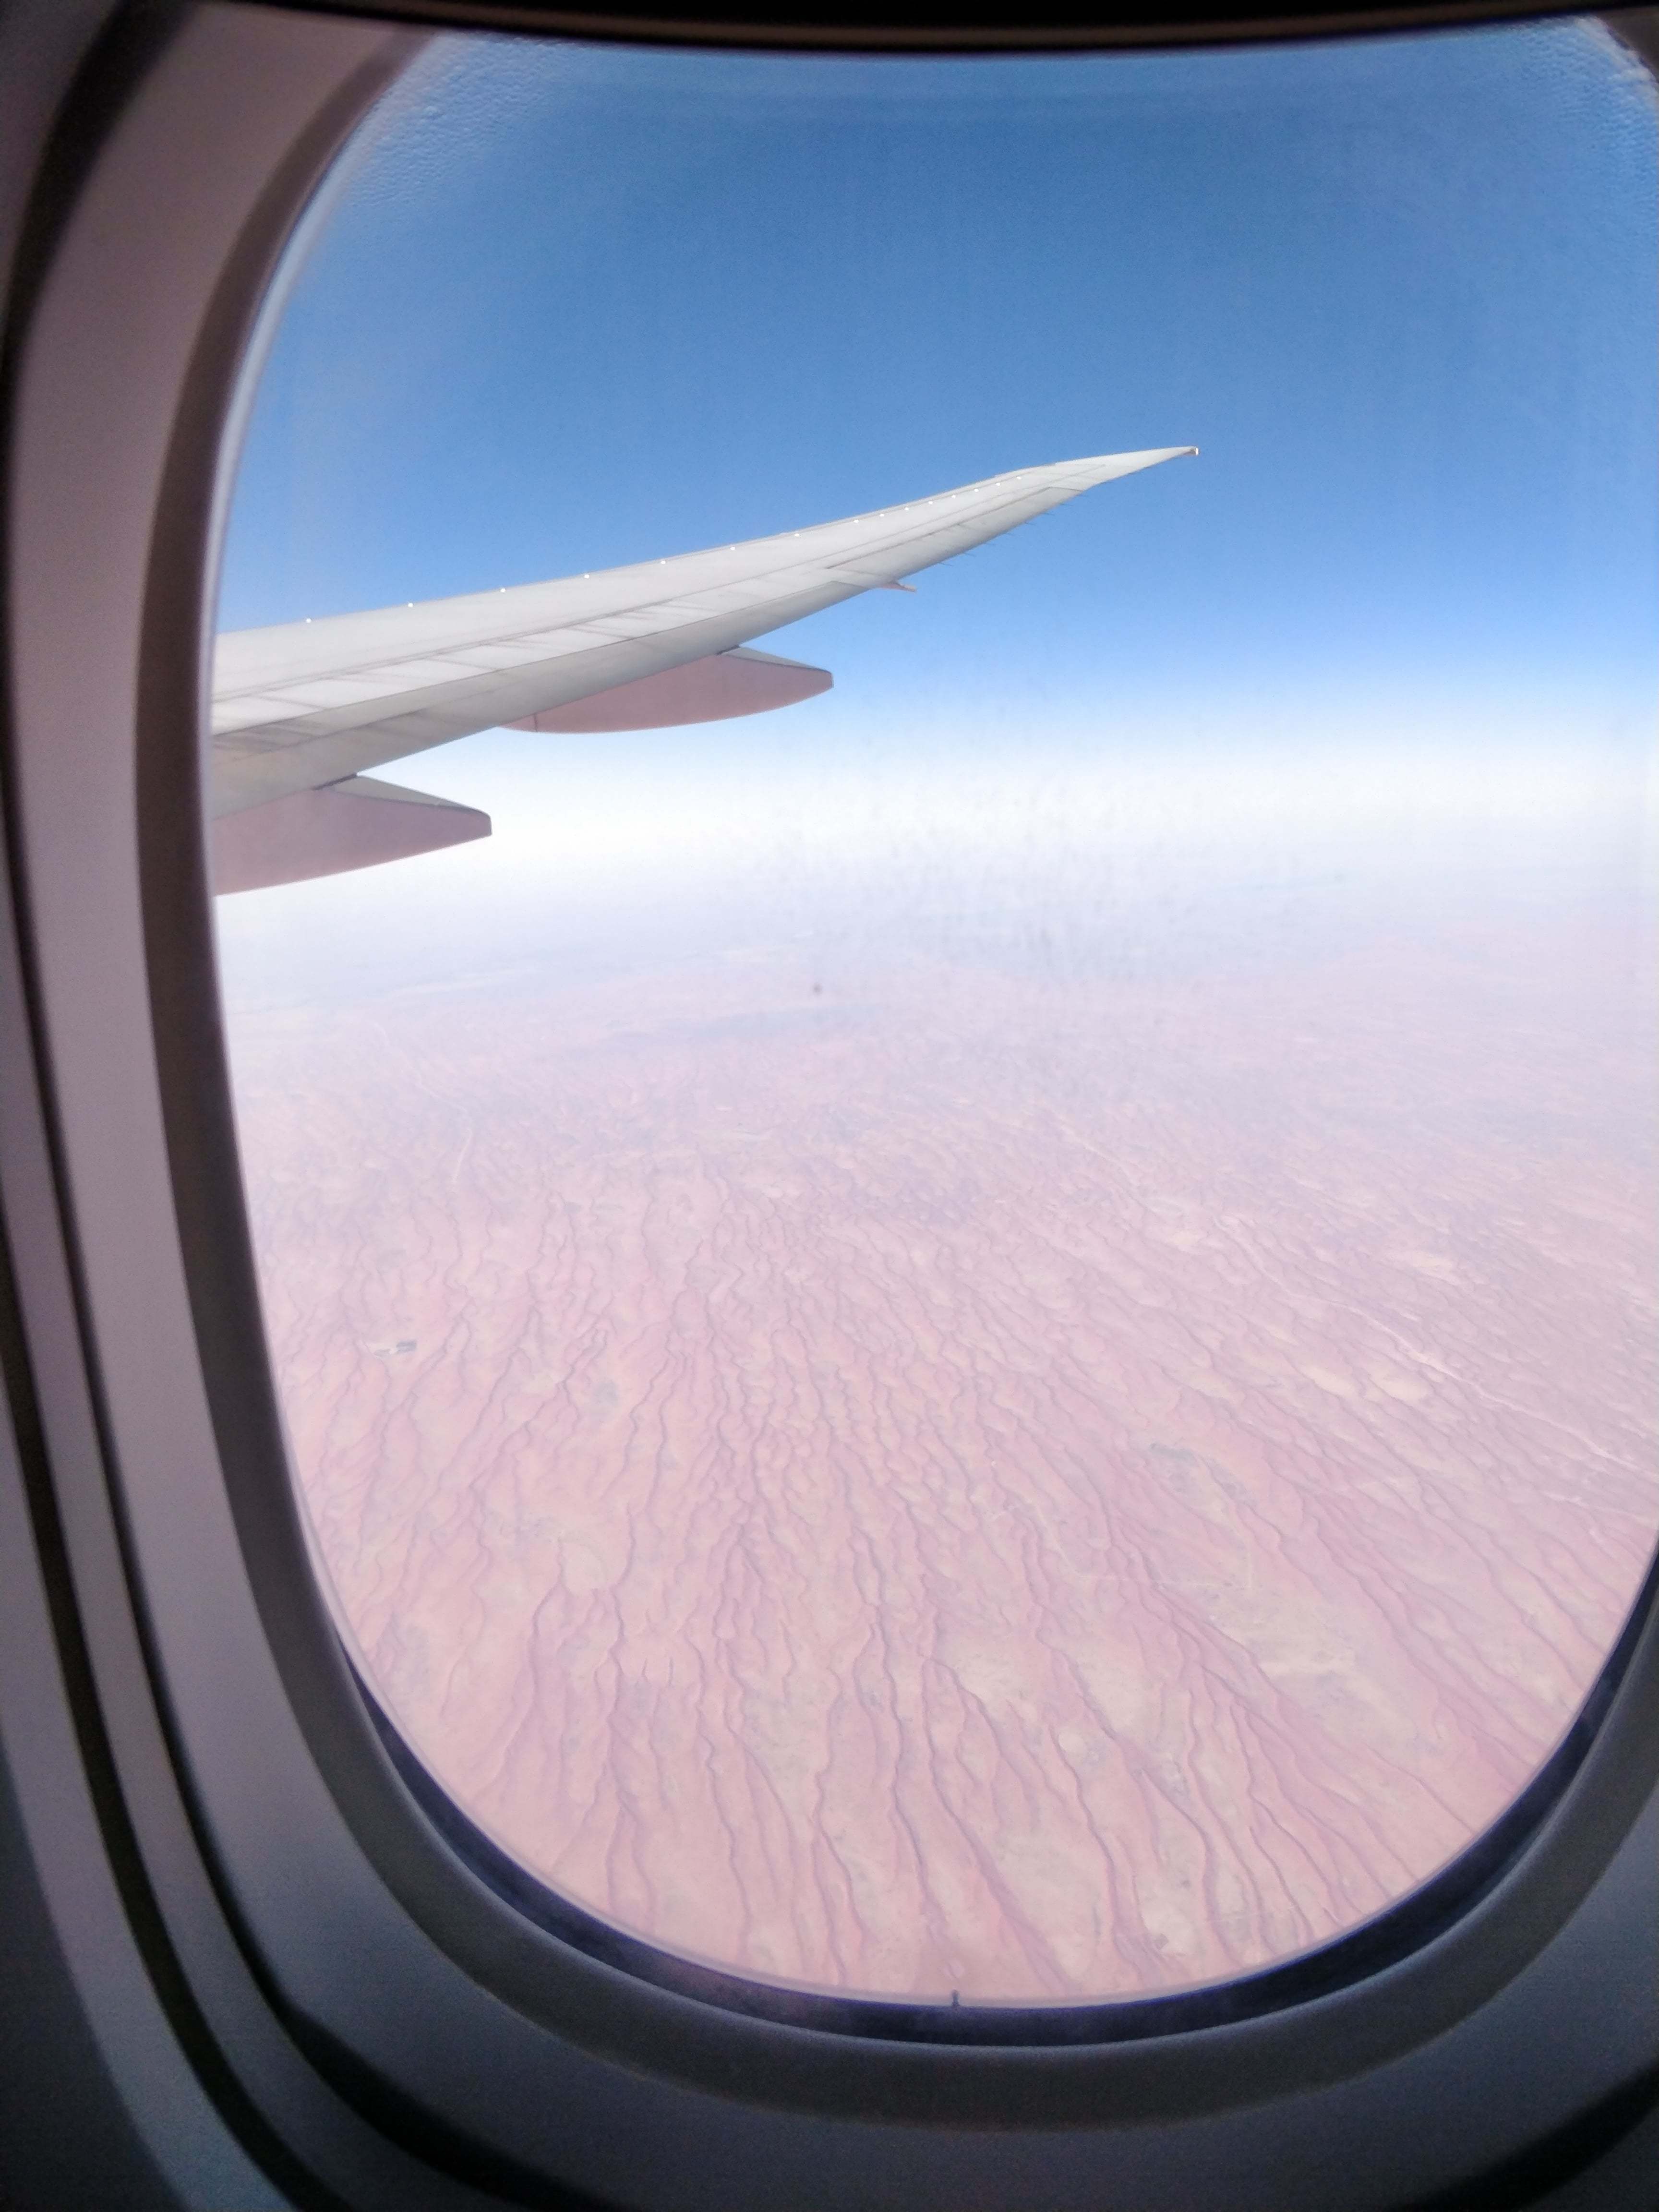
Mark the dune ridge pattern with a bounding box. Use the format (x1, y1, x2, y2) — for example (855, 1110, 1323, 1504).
(229, 884, 1657, 2001)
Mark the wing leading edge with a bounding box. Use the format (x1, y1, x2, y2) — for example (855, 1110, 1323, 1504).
(210, 445, 1194, 890)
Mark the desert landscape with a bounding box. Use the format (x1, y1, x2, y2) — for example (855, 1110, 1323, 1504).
(227, 870, 1658, 2003)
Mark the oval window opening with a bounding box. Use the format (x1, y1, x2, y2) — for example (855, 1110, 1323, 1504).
(212, 22, 1659, 2009)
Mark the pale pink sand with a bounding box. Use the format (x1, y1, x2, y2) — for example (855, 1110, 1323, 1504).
(229, 889, 1657, 2000)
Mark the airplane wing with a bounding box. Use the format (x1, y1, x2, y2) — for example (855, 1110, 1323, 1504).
(210, 444, 1194, 892)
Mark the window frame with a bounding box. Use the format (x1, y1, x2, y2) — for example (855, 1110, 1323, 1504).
(1, 3, 1657, 2202)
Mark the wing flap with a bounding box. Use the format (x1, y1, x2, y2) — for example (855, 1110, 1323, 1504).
(210, 775, 490, 896)
(507, 647, 831, 734)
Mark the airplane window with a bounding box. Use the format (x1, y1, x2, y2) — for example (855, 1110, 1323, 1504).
(211, 22, 1658, 2011)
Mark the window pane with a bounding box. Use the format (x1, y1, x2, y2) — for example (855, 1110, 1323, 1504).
(214, 24, 1659, 2004)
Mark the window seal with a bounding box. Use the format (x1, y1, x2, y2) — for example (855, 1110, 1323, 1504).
(233, 0, 1609, 57)
(146, 0, 1659, 2140)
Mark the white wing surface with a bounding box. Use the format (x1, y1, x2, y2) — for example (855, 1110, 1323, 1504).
(209, 445, 1193, 889)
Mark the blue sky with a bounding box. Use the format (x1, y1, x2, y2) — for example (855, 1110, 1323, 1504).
(214, 21, 1657, 1002)
(222, 24, 1656, 687)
